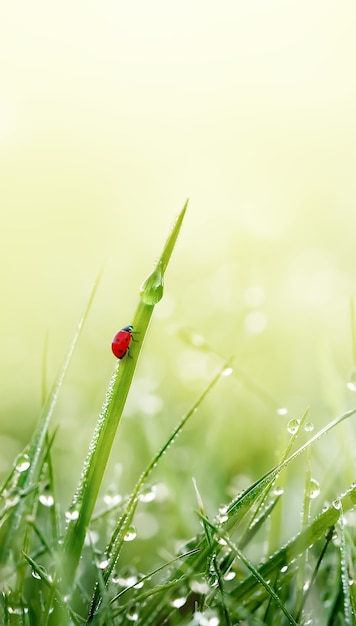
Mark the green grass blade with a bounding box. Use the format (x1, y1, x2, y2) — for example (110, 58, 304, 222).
(89, 359, 230, 620)
(0, 275, 100, 564)
(60, 202, 188, 597)
(338, 503, 355, 625)
(231, 482, 356, 603)
(224, 407, 356, 533)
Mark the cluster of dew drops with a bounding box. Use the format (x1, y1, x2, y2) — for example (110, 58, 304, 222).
(276, 407, 321, 501)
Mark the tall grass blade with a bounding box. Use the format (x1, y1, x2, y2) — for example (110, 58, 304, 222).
(0, 274, 100, 563)
(60, 202, 188, 600)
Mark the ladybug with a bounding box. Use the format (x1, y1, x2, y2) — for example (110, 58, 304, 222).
(111, 325, 134, 359)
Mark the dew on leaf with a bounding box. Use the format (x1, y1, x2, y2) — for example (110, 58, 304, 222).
(138, 486, 157, 503)
(124, 526, 137, 542)
(39, 494, 54, 507)
(309, 478, 320, 499)
(65, 508, 79, 521)
(15, 453, 31, 473)
(276, 407, 288, 416)
(287, 419, 300, 435)
(103, 493, 122, 506)
(346, 368, 356, 391)
(126, 604, 139, 621)
(171, 596, 187, 609)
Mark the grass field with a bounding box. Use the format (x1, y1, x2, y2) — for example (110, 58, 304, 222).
(1, 203, 356, 625)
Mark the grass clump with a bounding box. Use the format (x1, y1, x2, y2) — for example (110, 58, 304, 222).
(1, 200, 356, 625)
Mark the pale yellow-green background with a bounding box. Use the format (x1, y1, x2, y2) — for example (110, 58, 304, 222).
(1, 1, 356, 523)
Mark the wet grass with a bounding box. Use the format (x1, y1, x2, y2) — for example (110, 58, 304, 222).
(1, 201, 356, 625)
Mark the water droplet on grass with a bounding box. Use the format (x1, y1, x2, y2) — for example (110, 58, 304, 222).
(223, 571, 235, 581)
(171, 596, 187, 608)
(103, 493, 122, 506)
(190, 579, 210, 595)
(287, 419, 300, 434)
(98, 559, 109, 570)
(217, 537, 227, 546)
(15, 453, 30, 473)
(140, 265, 164, 305)
(5, 495, 19, 509)
(346, 368, 356, 391)
(332, 499, 341, 510)
(39, 494, 54, 507)
(114, 574, 137, 587)
(126, 604, 139, 621)
(216, 505, 228, 524)
(124, 526, 137, 542)
(221, 366, 233, 377)
(138, 486, 156, 503)
(304, 421, 314, 432)
(65, 507, 79, 521)
(309, 478, 320, 499)
(277, 407, 288, 416)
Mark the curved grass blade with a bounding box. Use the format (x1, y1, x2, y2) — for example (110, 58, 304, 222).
(231, 482, 356, 603)
(224, 407, 356, 534)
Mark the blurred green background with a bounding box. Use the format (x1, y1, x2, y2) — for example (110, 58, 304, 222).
(1, 1, 356, 543)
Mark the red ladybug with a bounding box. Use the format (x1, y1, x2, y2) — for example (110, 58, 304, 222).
(111, 325, 133, 359)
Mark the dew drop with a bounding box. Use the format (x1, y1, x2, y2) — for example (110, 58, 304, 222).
(140, 265, 164, 305)
(190, 332, 206, 347)
(15, 453, 31, 473)
(124, 526, 137, 542)
(39, 494, 54, 507)
(346, 368, 356, 392)
(221, 366, 233, 378)
(217, 537, 227, 546)
(103, 493, 122, 506)
(216, 505, 229, 524)
(277, 407, 288, 416)
(98, 559, 109, 570)
(190, 579, 210, 595)
(280, 565, 288, 573)
(133, 577, 144, 589)
(138, 486, 157, 503)
(287, 419, 300, 435)
(5, 495, 19, 509)
(304, 421, 314, 433)
(273, 485, 284, 496)
(114, 574, 138, 587)
(309, 478, 320, 499)
(171, 596, 187, 608)
(32, 570, 41, 580)
(223, 571, 236, 581)
(85, 530, 99, 546)
(126, 604, 139, 621)
(332, 499, 341, 510)
(65, 508, 79, 521)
